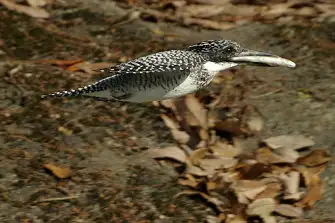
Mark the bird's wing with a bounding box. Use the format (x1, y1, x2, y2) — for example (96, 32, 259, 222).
(101, 50, 205, 77)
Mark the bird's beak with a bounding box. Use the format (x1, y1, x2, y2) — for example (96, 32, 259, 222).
(230, 50, 296, 68)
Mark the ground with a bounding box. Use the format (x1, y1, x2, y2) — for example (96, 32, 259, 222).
(0, 0, 335, 222)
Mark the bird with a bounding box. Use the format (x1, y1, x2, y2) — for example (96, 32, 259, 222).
(42, 40, 296, 103)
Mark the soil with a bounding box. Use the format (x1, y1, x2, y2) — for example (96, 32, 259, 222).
(0, 0, 334, 222)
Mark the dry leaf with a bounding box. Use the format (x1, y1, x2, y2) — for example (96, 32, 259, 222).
(171, 129, 190, 144)
(256, 147, 286, 164)
(199, 157, 238, 171)
(232, 180, 267, 204)
(160, 114, 180, 129)
(210, 141, 241, 158)
(274, 147, 300, 163)
(226, 215, 247, 223)
(44, 163, 71, 179)
(179, 5, 226, 19)
(148, 146, 187, 163)
(58, 126, 73, 136)
(255, 182, 282, 199)
(296, 166, 322, 188)
(260, 215, 277, 223)
(246, 198, 276, 216)
(40, 59, 83, 66)
(280, 171, 300, 195)
(297, 149, 331, 167)
(215, 120, 248, 135)
(263, 135, 315, 150)
(183, 17, 236, 30)
(178, 178, 199, 188)
(295, 183, 323, 207)
(188, 148, 209, 165)
(184, 94, 208, 129)
(67, 62, 112, 73)
(186, 165, 209, 176)
(247, 116, 264, 132)
(0, 0, 49, 18)
(274, 204, 303, 218)
(27, 0, 47, 7)
(206, 181, 217, 191)
(199, 192, 225, 212)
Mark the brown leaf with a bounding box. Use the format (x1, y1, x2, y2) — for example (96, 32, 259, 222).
(199, 157, 238, 171)
(160, 114, 180, 129)
(226, 215, 247, 223)
(296, 166, 322, 188)
(256, 147, 287, 164)
(255, 182, 282, 199)
(171, 129, 190, 144)
(247, 116, 264, 132)
(199, 192, 226, 212)
(206, 181, 217, 191)
(148, 146, 187, 163)
(210, 141, 241, 158)
(232, 180, 267, 204)
(263, 135, 315, 150)
(184, 94, 208, 129)
(188, 148, 209, 165)
(44, 163, 71, 179)
(215, 120, 248, 135)
(183, 17, 236, 30)
(178, 178, 199, 188)
(295, 183, 323, 207)
(179, 5, 226, 19)
(280, 171, 300, 195)
(40, 59, 83, 66)
(0, 0, 49, 18)
(297, 149, 331, 167)
(186, 165, 209, 176)
(246, 198, 276, 216)
(67, 62, 112, 73)
(27, 0, 47, 7)
(274, 147, 300, 163)
(274, 204, 303, 218)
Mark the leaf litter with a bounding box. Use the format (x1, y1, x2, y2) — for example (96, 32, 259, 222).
(148, 94, 332, 222)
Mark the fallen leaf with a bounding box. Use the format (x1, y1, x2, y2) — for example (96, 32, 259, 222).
(232, 180, 267, 204)
(160, 114, 180, 129)
(210, 141, 241, 158)
(199, 157, 238, 171)
(27, 0, 47, 7)
(44, 163, 71, 179)
(186, 165, 209, 176)
(199, 192, 226, 212)
(256, 147, 286, 164)
(206, 181, 217, 191)
(179, 5, 226, 19)
(226, 215, 247, 223)
(274, 147, 300, 163)
(280, 171, 300, 195)
(178, 178, 199, 188)
(188, 148, 209, 165)
(263, 135, 315, 150)
(297, 149, 331, 167)
(0, 0, 49, 18)
(67, 62, 112, 73)
(184, 94, 208, 129)
(184, 17, 236, 30)
(171, 129, 190, 144)
(274, 204, 303, 218)
(295, 183, 323, 207)
(246, 198, 276, 216)
(58, 126, 73, 136)
(260, 215, 277, 223)
(247, 116, 264, 132)
(40, 59, 83, 66)
(148, 146, 187, 163)
(255, 182, 282, 199)
(296, 166, 322, 188)
(215, 120, 248, 135)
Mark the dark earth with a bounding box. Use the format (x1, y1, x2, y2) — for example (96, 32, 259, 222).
(0, 0, 335, 222)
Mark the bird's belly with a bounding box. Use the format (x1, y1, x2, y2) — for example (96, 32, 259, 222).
(126, 76, 199, 102)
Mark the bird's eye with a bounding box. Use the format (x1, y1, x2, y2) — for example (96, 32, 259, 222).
(226, 46, 235, 53)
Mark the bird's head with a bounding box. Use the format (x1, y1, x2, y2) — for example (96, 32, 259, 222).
(188, 39, 295, 68)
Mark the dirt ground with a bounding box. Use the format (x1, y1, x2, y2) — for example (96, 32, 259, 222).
(0, 0, 335, 222)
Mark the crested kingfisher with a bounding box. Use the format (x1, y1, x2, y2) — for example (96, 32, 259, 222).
(42, 40, 296, 102)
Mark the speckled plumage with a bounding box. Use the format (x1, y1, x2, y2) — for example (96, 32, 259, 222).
(42, 39, 295, 102)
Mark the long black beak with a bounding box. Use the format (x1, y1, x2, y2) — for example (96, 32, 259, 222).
(230, 50, 296, 68)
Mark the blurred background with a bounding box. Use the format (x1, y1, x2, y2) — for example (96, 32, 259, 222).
(0, 0, 334, 222)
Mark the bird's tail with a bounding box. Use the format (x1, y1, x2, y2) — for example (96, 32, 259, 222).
(41, 84, 97, 99)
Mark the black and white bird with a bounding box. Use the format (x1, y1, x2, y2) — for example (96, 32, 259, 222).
(42, 40, 296, 102)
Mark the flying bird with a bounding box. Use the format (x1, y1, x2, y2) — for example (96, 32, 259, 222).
(42, 40, 296, 102)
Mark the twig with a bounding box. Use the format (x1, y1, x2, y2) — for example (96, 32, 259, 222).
(34, 195, 79, 203)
